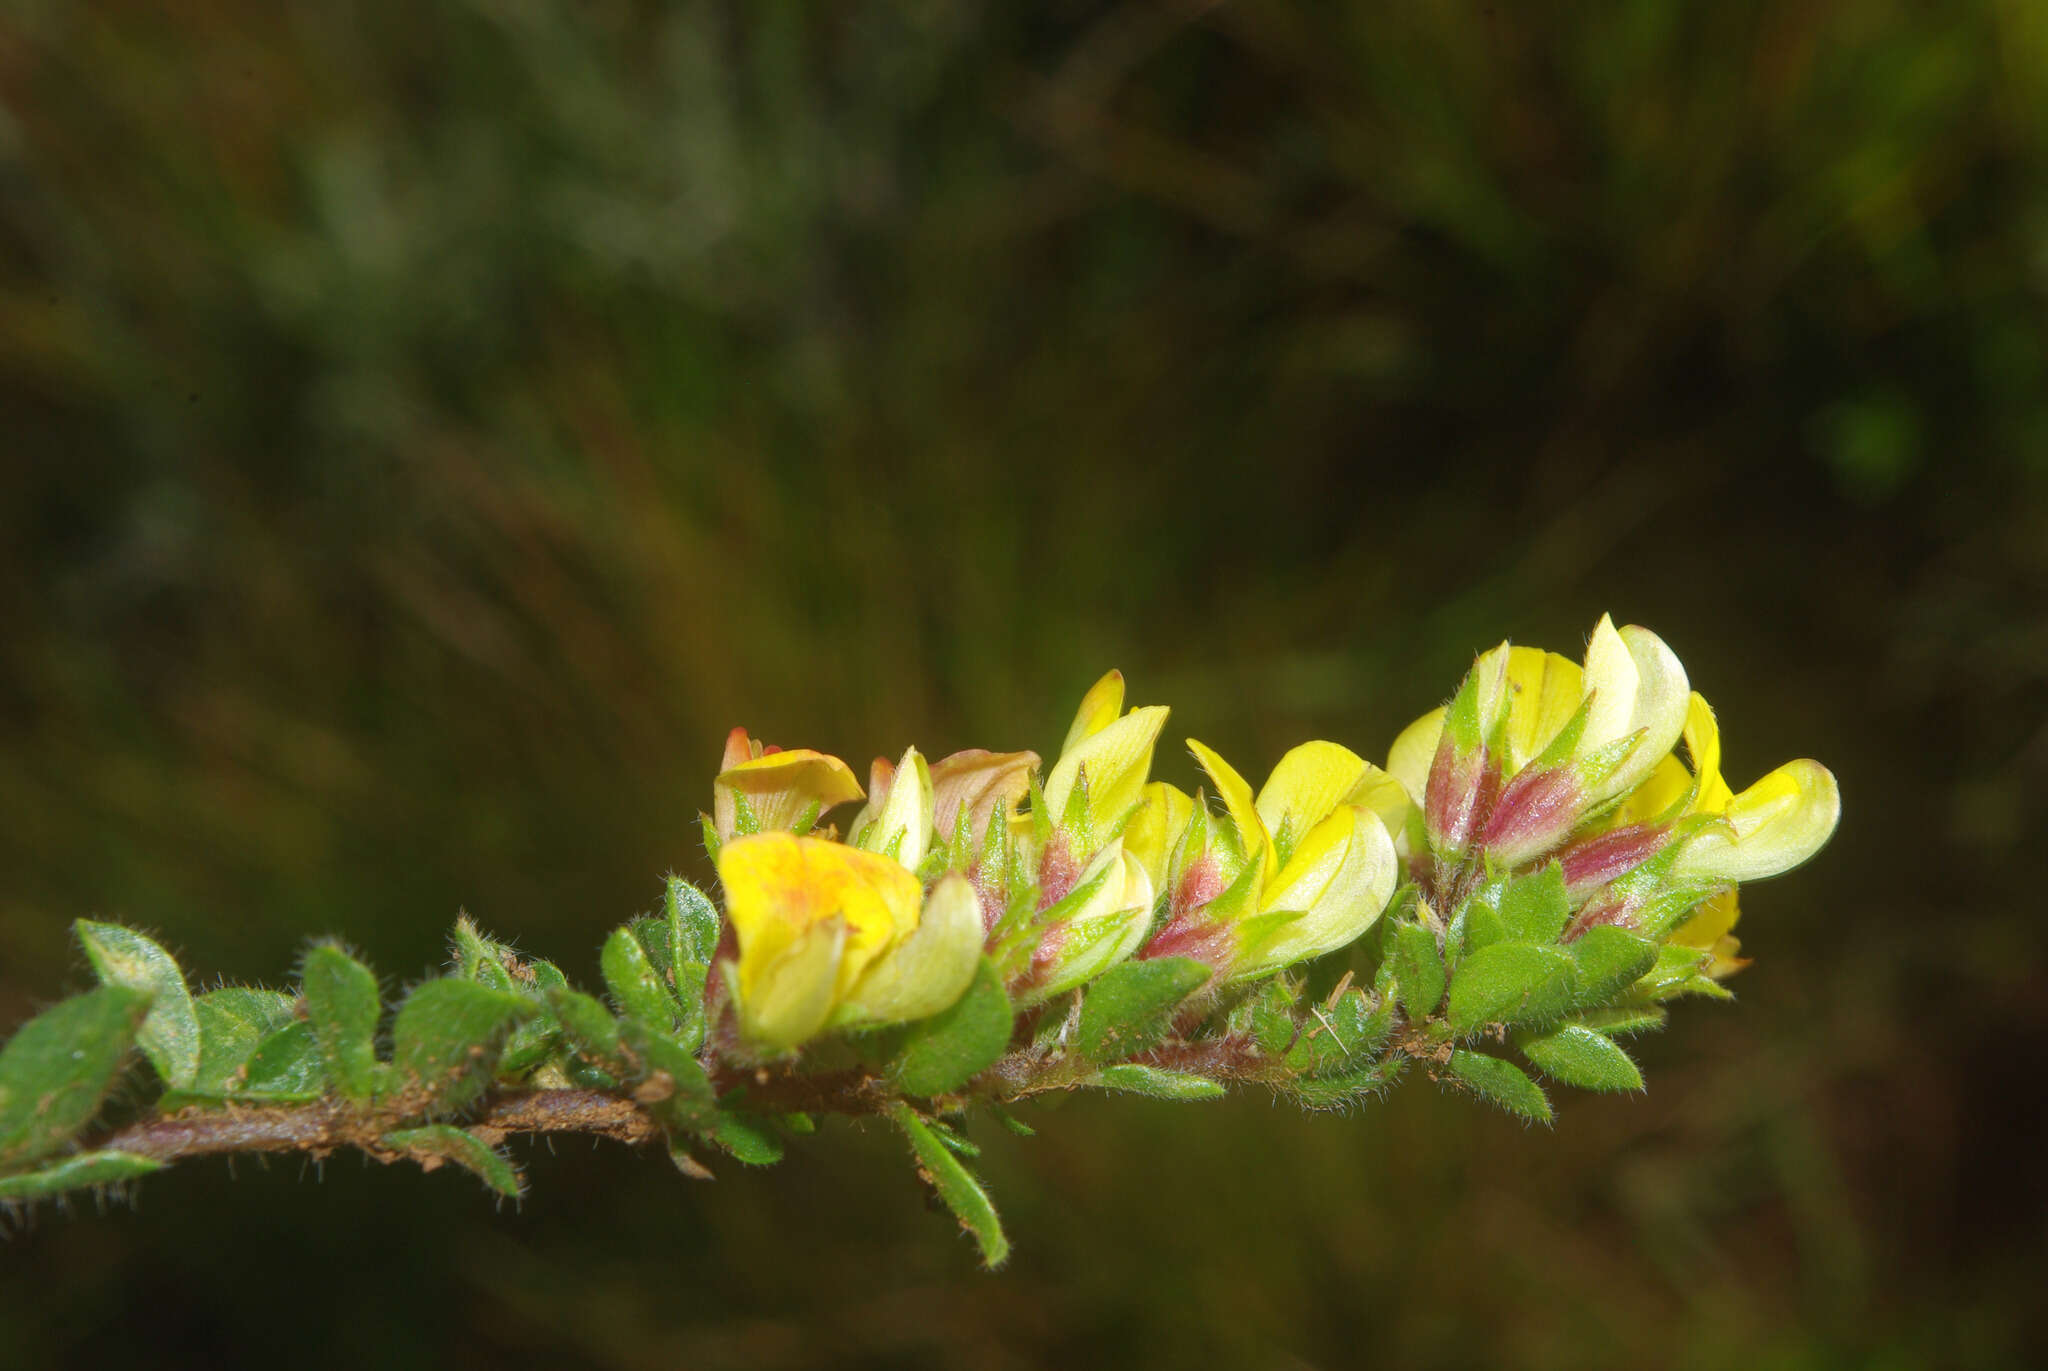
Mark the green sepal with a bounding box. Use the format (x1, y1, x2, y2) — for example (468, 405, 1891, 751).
(0, 986, 152, 1166)
(1630, 944, 1733, 1003)
(1085, 1064, 1224, 1100)
(1446, 942, 1578, 1035)
(388, 979, 535, 1115)
(891, 960, 1012, 1097)
(301, 944, 382, 1104)
(1570, 1005, 1668, 1038)
(1392, 921, 1447, 1021)
(616, 1020, 718, 1132)
(449, 916, 516, 991)
(1073, 957, 1212, 1063)
(699, 813, 721, 861)
(888, 1102, 1010, 1269)
(1517, 1024, 1644, 1092)
(239, 1021, 327, 1100)
(665, 876, 721, 964)
(705, 1111, 784, 1166)
(1499, 862, 1571, 944)
(381, 1124, 524, 1199)
(546, 988, 632, 1079)
(1446, 1049, 1552, 1123)
(1568, 926, 1660, 1004)
(0, 1149, 163, 1202)
(987, 1104, 1035, 1137)
(602, 926, 677, 1034)
(75, 921, 200, 1091)
(190, 989, 298, 1095)
(1285, 989, 1392, 1077)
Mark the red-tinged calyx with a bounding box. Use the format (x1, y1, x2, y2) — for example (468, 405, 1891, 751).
(1476, 764, 1587, 868)
(1558, 823, 1672, 901)
(1423, 732, 1500, 858)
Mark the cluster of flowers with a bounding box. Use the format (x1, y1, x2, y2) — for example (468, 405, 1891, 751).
(708, 617, 1839, 1056)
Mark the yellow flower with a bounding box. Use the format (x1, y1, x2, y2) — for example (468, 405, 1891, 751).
(717, 832, 980, 1053)
(846, 746, 936, 872)
(712, 728, 866, 845)
(1138, 739, 1399, 981)
(1041, 670, 1169, 846)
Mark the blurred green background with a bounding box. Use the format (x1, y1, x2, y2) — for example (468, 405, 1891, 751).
(2, 1, 2044, 1366)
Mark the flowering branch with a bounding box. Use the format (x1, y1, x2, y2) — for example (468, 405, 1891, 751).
(0, 617, 1839, 1267)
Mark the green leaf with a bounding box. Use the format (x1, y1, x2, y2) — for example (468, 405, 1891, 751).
(1446, 942, 1578, 1035)
(1285, 989, 1392, 1077)
(76, 921, 200, 1090)
(1073, 957, 1212, 1063)
(1086, 1064, 1225, 1100)
(1287, 1062, 1397, 1111)
(381, 1125, 524, 1199)
(0, 1149, 163, 1202)
(888, 1102, 1010, 1268)
(1460, 898, 1509, 953)
(665, 876, 721, 964)
(1392, 921, 1447, 1020)
(301, 944, 382, 1104)
(891, 960, 1013, 1097)
(705, 1111, 784, 1166)
(0, 987, 151, 1166)
(239, 1021, 327, 1100)
(190, 989, 298, 1095)
(1569, 926, 1660, 1004)
(1518, 1024, 1644, 1092)
(547, 988, 631, 1079)
(616, 1020, 718, 1132)
(602, 926, 676, 1033)
(1500, 862, 1571, 944)
(389, 979, 534, 1114)
(1233, 978, 1300, 1055)
(1446, 1049, 1552, 1123)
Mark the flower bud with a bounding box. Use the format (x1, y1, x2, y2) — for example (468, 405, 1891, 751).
(848, 746, 935, 873)
(1013, 840, 1154, 1003)
(1041, 670, 1169, 849)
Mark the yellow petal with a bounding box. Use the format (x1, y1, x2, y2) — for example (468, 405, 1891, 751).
(835, 873, 983, 1027)
(1387, 707, 1445, 803)
(1683, 693, 1733, 813)
(1187, 738, 1272, 876)
(1581, 618, 1689, 805)
(1043, 704, 1169, 835)
(721, 918, 845, 1053)
(1500, 647, 1585, 771)
(1233, 807, 1397, 979)
(1061, 669, 1126, 755)
(1673, 759, 1840, 884)
(853, 746, 934, 872)
(1123, 781, 1196, 892)
(1255, 740, 1369, 842)
(1670, 886, 1740, 950)
(714, 747, 866, 837)
(717, 833, 922, 1005)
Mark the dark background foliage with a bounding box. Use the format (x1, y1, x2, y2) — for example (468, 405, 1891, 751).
(2, 2, 2043, 1366)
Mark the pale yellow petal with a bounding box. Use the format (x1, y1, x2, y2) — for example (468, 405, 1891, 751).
(1582, 620, 1690, 805)
(835, 873, 983, 1027)
(1233, 807, 1397, 979)
(856, 746, 934, 872)
(1044, 704, 1169, 834)
(714, 747, 866, 835)
(1673, 759, 1841, 884)
(1255, 740, 1369, 840)
(1123, 781, 1196, 892)
(1387, 707, 1446, 802)
(724, 916, 844, 1053)
(1683, 693, 1733, 813)
(1061, 669, 1126, 755)
(1187, 738, 1271, 874)
(930, 748, 1040, 845)
(1501, 647, 1585, 770)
